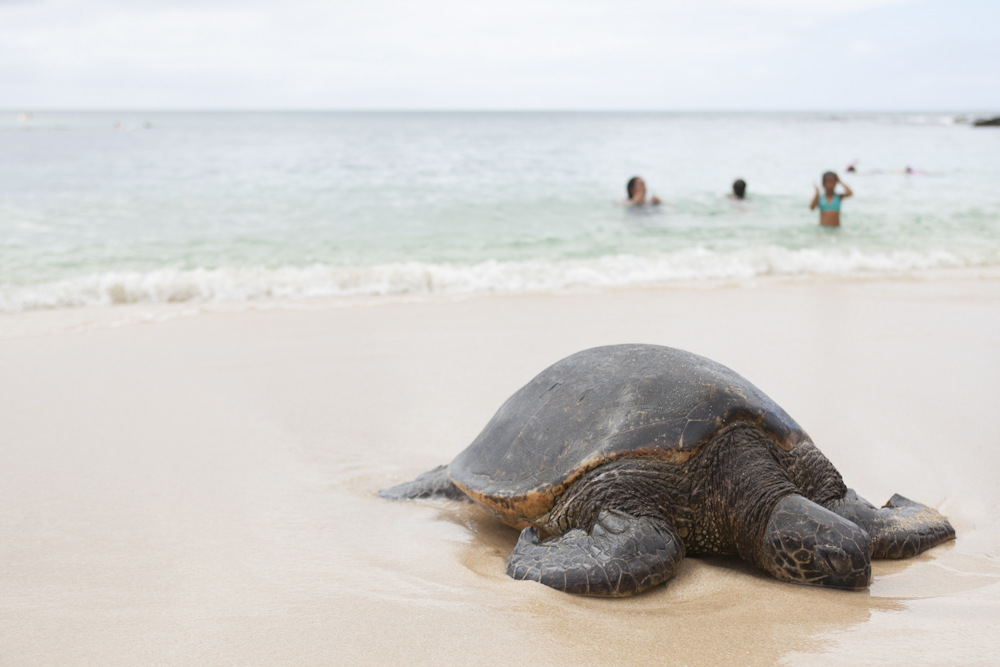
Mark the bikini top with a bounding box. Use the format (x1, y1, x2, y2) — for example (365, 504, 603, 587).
(818, 193, 841, 212)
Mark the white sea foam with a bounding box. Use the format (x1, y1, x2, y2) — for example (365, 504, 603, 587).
(2, 246, 997, 313)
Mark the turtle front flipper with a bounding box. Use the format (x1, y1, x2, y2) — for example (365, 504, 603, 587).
(828, 489, 955, 559)
(504, 509, 684, 597)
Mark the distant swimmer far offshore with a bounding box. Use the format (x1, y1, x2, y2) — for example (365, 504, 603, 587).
(810, 171, 853, 227)
(624, 176, 661, 206)
(729, 179, 747, 200)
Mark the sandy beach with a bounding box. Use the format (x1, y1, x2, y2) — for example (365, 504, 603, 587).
(2, 275, 999, 666)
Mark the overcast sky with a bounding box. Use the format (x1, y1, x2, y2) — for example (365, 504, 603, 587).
(1, 0, 997, 110)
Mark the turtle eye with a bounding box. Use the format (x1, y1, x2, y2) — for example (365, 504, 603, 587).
(814, 545, 851, 575)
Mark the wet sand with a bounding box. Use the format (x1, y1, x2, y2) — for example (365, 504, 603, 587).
(1, 276, 999, 666)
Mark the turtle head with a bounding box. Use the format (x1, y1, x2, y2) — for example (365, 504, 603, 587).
(760, 494, 872, 589)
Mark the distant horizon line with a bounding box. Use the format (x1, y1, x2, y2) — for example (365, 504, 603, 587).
(5, 108, 997, 115)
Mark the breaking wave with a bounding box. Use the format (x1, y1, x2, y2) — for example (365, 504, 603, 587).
(2, 245, 998, 313)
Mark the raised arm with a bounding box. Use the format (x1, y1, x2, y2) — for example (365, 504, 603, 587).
(837, 176, 853, 198)
(810, 185, 820, 210)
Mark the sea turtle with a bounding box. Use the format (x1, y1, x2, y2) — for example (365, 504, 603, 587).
(380, 345, 955, 596)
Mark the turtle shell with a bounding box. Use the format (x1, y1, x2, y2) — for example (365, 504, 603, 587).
(448, 344, 809, 524)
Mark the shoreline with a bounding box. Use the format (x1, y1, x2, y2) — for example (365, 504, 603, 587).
(3, 265, 1000, 341)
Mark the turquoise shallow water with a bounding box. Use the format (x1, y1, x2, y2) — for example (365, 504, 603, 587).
(1, 111, 999, 310)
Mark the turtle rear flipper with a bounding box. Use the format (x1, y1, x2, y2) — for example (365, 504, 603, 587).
(505, 510, 684, 597)
(829, 490, 955, 559)
(378, 465, 470, 502)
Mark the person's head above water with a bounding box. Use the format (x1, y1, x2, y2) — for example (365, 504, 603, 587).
(732, 179, 746, 199)
(627, 176, 646, 202)
(626, 176, 660, 205)
(822, 171, 838, 192)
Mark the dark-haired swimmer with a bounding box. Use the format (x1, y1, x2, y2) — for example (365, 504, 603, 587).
(810, 171, 852, 227)
(729, 179, 746, 200)
(625, 176, 661, 206)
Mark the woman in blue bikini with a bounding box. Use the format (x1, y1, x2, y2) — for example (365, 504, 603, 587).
(810, 171, 853, 227)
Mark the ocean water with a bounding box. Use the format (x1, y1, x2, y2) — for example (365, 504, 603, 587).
(2, 111, 999, 312)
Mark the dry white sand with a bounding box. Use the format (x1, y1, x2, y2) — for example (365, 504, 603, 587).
(1, 276, 998, 666)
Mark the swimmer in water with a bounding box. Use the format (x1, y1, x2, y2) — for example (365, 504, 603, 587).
(810, 171, 852, 227)
(729, 179, 746, 200)
(625, 176, 661, 206)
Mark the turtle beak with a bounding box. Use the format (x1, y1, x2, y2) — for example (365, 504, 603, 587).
(812, 542, 872, 589)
